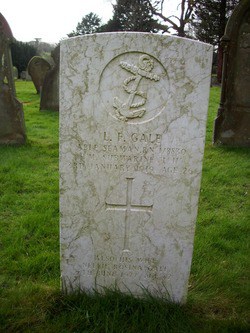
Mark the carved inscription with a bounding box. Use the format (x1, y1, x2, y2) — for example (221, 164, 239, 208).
(81, 255, 171, 280)
(106, 178, 153, 252)
(113, 54, 160, 121)
(72, 131, 191, 176)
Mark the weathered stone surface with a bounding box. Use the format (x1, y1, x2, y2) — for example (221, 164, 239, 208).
(40, 45, 60, 111)
(214, 0, 250, 147)
(0, 13, 26, 145)
(60, 33, 213, 303)
(27, 56, 51, 94)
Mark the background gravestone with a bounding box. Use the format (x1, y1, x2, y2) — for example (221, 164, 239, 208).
(27, 56, 51, 94)
(20, 70, 31, 81)
(0, 13, 26, 145)
(40, 44, 60, 111)
(60, 33, 213, 303)
(13, 66, 18, 80)
(213, 0, 250, 147)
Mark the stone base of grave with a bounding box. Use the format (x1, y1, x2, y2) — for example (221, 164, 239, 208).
(214, 108, 250, 147)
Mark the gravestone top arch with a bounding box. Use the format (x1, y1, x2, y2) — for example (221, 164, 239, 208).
(0, 12, 13, 39)
(28, 56, 51, 94)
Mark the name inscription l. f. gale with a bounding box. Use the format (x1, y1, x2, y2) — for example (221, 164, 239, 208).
(60, 33, 213, 303)
(103, 131, 162, 144)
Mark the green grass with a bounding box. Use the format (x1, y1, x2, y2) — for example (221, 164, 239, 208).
(0, 82, 249, 332)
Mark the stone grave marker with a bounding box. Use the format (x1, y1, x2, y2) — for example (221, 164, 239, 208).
(0, 13, 26, 145)
(13, 66, 18, 80)
(20, 71, 26, 80)
(60, 32, 213, 303)
(27, 56, 51, 94)
(40, 45, 60, 111)
(214, 0, 250, 147)
(20, 70, 31, 81)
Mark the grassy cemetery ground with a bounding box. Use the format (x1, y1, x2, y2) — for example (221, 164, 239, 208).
(0, 81, 249, 332)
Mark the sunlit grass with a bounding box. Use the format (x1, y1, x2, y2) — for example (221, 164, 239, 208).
(0, 83, 249, 332)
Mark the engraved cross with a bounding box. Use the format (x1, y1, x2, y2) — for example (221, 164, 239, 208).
(106, 177, 153, 252)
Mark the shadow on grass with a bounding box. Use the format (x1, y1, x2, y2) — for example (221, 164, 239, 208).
(40, 290, 248, 333)
(2, 287, 249, 333)
(46, 289, 193, 333)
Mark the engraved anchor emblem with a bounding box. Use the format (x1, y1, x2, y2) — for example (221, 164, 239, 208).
(113, 54, 160, 121)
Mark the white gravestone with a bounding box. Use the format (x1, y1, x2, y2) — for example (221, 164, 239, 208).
(60, 32, 213, 303)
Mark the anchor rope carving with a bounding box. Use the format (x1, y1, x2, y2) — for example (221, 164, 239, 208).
(113, 54, 160, 121)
